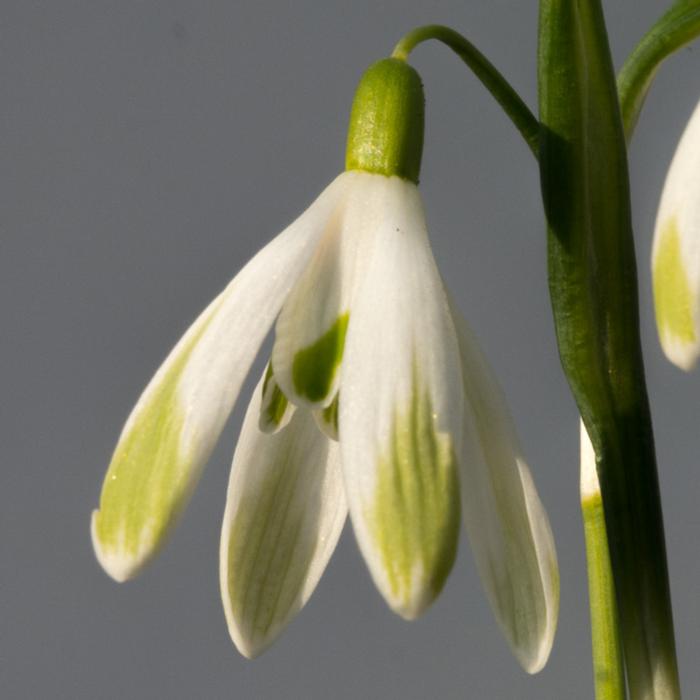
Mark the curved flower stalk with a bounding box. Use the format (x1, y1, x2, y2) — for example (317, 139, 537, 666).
(91, 57, 558, 671)
(652, 98, 700, 371)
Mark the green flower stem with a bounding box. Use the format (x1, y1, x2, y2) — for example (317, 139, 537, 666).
(392, 25, 540, 156)
(618, 0, 700, 140)
(582, 483, 626, 699)
(538, 1, 680, 698)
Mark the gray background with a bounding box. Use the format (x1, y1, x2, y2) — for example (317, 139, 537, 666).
(3, 1, 699, 698)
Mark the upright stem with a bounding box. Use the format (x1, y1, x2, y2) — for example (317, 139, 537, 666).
(581, 422, 626, 700)
(538, 0, 680, 696)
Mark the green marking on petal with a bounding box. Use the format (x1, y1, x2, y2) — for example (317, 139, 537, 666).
(224, 447, 310, 655)
(93, 313, 214, 573)
(322, 395, 339, 438)
(314, 393, 340, 441)
(259, 363, 291, 433)
(292, 313, 349, 403)
(262, 362, 275, 395)
(653, 216, 697, 344)
(368, 369, 460, 615)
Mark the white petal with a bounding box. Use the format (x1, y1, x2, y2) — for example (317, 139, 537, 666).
(272, 171, 381, 408)
(339, 177, 463, 620)
(579, 418, 600, 500)
(450, 306, 559, 674)
(652, 98, 700, 370)
(91, 176, 346, 582)
(220, 374, 346, 658)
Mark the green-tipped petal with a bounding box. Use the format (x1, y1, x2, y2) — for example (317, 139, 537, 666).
(258, 363, 295, 434)
(339, 177, 462, 619)
(652, 98, 700, 371)
(220, 373, 346, 658)
(272, 171, 386, 409)
(450, 304, 559, 674)
(313, 393, 340, 441)
(91, 175, 347, 581)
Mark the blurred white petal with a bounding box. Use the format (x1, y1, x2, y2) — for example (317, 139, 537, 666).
(652, 98, 700, 370)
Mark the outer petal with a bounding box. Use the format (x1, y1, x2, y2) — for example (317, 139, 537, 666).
(652, 98, 700, 370)
(339, 177, 463, 620)
(91, 176, 346, 582)
(220, 374, 346, 658)
(450, 305, 559, 674)
(272, 171, 381, 409)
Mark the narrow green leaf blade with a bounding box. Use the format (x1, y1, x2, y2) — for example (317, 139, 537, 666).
(538, 1, 680, 697)
(618, 0, 700, 140)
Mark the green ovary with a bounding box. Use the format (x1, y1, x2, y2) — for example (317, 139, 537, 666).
(653, 216, 696, 343)
(292, 313, 349, 403)
(94, 320, 211, 561)
(369, 374, 460, 612)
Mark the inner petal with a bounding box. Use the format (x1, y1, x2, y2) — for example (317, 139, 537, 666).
(258, 362, 295, 434)
(272, 172, 384, 409)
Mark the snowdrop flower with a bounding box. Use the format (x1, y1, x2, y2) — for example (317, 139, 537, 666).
(653, 98, 700, 370)
(91, 57, 558, 671)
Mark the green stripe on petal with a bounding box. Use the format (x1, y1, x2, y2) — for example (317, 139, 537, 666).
(221, 375, 346, 658)
(368, 369, 460, 618)
(224, 463, 309, 653)
(336, 177, 464, 619)
(653, 216, 696, 345)
(292, 313, 349, 403)
(91, 312, 214, 581)
(450, 302, 559, 673)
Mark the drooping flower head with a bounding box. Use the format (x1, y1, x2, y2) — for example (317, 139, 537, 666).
(91, 56, 558, 672)
(652, 98, 700, 370)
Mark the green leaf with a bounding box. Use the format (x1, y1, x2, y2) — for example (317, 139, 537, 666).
(538, 1, 680, 697)
(618, 0, 700, 140)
